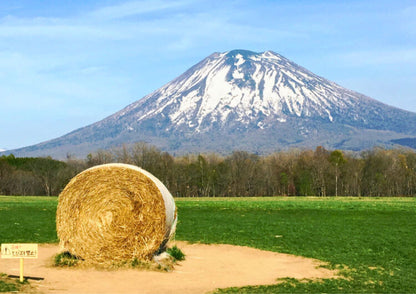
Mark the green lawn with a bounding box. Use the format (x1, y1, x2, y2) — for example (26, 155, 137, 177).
(176, 197, 416, 293)
(0, 196, 58, 243)
(0, 196, 415, 293)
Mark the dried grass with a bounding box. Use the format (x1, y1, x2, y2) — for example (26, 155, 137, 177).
(56, 163, 176, 264)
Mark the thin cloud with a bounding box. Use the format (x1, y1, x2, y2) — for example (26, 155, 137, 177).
(0, 17, 133, 40)
(88, 0, 190, 21)
(338, 49, 416, 66)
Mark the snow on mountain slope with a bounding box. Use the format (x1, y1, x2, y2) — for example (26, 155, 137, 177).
(110, 49, 394, 134)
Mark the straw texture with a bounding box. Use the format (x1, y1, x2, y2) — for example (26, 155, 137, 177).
(56, 163, 176, 264)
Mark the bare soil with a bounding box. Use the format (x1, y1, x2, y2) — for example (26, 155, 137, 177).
(0, 242, 337, 294)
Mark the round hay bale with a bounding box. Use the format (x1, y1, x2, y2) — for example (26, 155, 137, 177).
(56, 163, 177, 264)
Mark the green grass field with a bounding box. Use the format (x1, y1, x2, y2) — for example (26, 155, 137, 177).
(0, 196, 415, 293)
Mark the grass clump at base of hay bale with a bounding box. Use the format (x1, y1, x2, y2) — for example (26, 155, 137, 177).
(53, 245, 185, 272)
(56, 163, 177, 266)
(54, 251, 81, 267)
(166, 245, 185, 261)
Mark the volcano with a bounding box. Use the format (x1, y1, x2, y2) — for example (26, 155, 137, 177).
(5, 49, 416, 158)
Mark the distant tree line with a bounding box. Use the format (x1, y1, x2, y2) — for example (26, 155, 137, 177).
(0, 155, 84, 196)
(1, 143, 416, 197)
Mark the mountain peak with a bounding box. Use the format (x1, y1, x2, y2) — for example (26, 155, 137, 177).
(137, 48, 343, 131)
(225, 49, 257, 57)
(4, 49, 416, 158)
(224, 49, 287, 61)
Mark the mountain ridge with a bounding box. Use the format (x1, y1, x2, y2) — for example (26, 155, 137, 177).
(3, 49, 416, 159)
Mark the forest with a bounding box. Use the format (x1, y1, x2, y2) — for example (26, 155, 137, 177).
(1, 143, 416, 197)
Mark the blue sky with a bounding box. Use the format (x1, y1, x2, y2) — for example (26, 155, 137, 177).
(0, 0, 415, 150)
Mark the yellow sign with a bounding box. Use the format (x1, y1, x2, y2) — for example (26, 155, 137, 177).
(1, 243, 38, 259)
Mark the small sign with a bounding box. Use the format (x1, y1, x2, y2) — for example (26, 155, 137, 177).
(1, 243, 38, 259)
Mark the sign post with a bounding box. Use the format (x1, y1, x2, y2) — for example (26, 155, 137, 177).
(1, 243, 38, 282)
(20, 257, 24, 282)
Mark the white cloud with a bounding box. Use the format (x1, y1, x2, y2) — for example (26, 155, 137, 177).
(337, 49, 416, 67)
(88, 0, 190, 21)
(0, 19, 132, 40)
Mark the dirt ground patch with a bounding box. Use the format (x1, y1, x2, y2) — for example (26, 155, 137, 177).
(0, 242, 337, 294)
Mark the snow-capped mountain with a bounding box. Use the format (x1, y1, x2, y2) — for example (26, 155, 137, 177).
(113, 49, 412, 133)
(4, 49, 416, 158)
